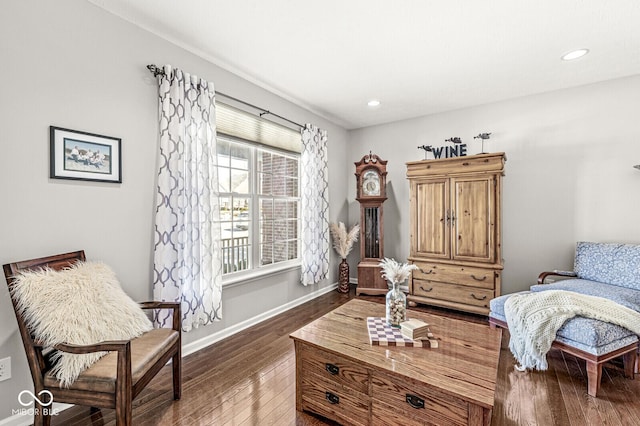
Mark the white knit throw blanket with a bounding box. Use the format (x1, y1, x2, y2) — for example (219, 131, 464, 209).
(504, 290, 640, 371)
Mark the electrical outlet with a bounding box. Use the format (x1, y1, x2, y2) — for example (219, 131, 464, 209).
(0, 357, 11, 381)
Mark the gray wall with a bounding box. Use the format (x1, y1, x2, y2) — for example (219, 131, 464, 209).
(0, 0, 349, 419)
(348, 74, 640, 295)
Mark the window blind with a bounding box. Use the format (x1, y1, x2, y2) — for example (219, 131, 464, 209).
(216, 102, 302, 153)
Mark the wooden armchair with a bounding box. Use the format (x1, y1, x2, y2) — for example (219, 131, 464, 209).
(3, 250, 181, 426)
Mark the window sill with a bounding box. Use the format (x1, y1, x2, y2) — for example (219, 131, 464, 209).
(222, 260, 301, 288)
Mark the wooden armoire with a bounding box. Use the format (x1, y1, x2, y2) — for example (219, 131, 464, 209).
(406, 152, 505, 315)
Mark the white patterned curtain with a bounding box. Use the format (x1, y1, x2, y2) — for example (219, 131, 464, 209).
(153, 64, 223, 332)
(300, 124, 330, 285)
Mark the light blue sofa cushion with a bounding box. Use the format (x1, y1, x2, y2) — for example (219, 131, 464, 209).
(574, 241, 640, 290)
(529, 279, 640, 311)
(489, 290, 638, 355)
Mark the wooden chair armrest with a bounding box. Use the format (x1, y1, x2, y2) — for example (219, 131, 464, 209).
(138, 301, 182, 332)
(139, 301, 180, 310)
(53, 340, 131, 354)
(537, 270, 578, 284)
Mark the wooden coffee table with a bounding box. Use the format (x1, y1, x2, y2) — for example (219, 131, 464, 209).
(290, 299, 502, 426)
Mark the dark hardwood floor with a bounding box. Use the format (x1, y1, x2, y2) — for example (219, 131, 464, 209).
(52, 287, 640, 426)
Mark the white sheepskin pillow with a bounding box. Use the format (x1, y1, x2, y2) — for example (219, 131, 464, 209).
(11, 261, 153, 387)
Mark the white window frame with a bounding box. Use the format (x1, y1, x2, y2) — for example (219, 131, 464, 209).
(218, 135, 301, 286)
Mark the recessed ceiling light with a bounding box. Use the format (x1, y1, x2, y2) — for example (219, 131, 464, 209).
(367, 100, 381, 107)
(561, 48, 589, 61)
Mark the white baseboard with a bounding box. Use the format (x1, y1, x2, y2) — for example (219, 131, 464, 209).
(0, 283, 338, 425)
(183, 282, 338, 356)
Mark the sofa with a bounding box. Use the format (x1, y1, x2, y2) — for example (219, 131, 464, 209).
(489, 241, 640, 397)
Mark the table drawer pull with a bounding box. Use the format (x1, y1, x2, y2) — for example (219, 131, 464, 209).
(470, 274, 487, 281)
(471, 293, 487, 301)
(419, 268, 433, 274)
(406, 393, 425, 409)
(325, 363, 339, 375)
(419, 285, 433, 292)
(325, 391, 340, 405)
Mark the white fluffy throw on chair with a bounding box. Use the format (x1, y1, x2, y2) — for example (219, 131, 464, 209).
(11, 261, 152, 386)
(505, 290, 640, 371)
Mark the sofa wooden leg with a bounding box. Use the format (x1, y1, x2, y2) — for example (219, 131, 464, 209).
(586, 360, 602, 397)
(623, 350, 636, 379)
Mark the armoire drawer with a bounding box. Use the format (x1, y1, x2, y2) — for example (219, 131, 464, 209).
(412, 262, 496, 289)
(412, 279, 494, 308)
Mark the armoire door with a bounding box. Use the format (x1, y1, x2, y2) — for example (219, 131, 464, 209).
(451, 175, 496, 263)
(410, 178, 450, 259)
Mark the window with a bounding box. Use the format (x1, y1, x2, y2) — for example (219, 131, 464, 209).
(217, 136, 300, 276)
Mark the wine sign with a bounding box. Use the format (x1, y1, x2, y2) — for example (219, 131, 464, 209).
(418, 133, 491, 159)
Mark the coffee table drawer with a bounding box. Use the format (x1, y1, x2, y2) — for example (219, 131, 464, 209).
(300, 373, 369, 426)
(413, 262, 496, 289)
(371, 372, 468, 426)
(300, 345, 369, 394)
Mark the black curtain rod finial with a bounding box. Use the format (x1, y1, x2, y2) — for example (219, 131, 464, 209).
(147, 64, 164, 77)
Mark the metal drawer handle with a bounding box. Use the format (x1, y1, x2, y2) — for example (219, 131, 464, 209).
(471, 293, 487, 301)
(406, 394, 425, 409)
(325, 392, 339, 405)
(325, 363, 339, 375)
(419, 268, 433, 275)
(470, 274, 487, 281)
(419, 286, 433, 292)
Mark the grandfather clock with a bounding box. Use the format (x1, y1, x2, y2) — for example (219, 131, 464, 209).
(355, 152, 388, 295)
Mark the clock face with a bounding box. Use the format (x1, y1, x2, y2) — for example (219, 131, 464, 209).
(362, 170, 381, 196)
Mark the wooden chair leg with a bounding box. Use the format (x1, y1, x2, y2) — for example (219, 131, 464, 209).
(90, 406, 105, 426)
(173, 351, 182, 400)
(586, 360, 602, 397)
(34, 407, 52, 426)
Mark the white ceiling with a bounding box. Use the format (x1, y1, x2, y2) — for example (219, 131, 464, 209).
(89, 0, 640, 130)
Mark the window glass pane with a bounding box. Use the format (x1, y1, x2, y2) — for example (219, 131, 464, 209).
(287, 220, 298, 240)
(287, 240, 298, 260)
(258, 151, 271, 173)
(230, 144, 250, 168)
(260, 244, 273, 265)
(273, 155, 286, 176)
(231, 169, 249, 194)
(218, 166, 231, 193)
(286, 157, 298, 177)
(260, 199, 273, 219)
(286, 177, 298, 197)
(274, 241, 287, 263)
(217, 139, 231, 167)
(272, 175, 286, 196)
(260, 220, 273, 243)
(288, 201, 298, 219)
(220, 197, 250, 273)
(258, 172, 271, 195)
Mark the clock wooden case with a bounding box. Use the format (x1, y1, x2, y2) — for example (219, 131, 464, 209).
(355, 153, 388, 295)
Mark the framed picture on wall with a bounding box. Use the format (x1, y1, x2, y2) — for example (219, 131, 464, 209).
(50, 126, 122, 183)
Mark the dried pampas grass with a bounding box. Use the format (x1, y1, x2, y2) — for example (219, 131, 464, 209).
(378, 257, 418, 284)
(329, 222, 360, 259)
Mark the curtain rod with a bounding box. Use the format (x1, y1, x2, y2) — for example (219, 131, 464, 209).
(147, 64, 304, 129)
